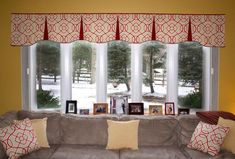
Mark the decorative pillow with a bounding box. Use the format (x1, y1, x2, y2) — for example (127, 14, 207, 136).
(187, 121, 230, 156)
(106, 120, 139, 150)
(0, 118, 40, 159)
(218, 117, 235, 154)
(14, 118, 50, 148)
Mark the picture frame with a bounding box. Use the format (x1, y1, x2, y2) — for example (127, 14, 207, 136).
(178, 108, 190, 115)
(129, 103, 144, 115)
(110, 96, 129, 114)
(66, 100, 77, 114)
(165, 102, 175, 115)
(149, 105, 163, 115)
(93, 103, 108, 115)
(79, 109, 89, 115)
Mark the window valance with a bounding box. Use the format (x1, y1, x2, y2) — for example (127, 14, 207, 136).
(11, 13, 225, 47)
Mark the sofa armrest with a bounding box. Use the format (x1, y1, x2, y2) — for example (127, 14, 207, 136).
(0, 111, 18, 159)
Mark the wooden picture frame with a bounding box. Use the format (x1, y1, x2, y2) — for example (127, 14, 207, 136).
(178, 108, 190, 115)
(93, 103, 108, 115)
(129, 103, 144, 115)
(149, 105, 163, 115)
(79, 109, 89, 115)
(165, 102, 175, 115)
(66, 100, 77, 114)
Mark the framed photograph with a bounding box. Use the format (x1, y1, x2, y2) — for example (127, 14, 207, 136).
(110, 96, 128, 114)
(93, 103, 108, 115)
(149, 105, 163, 115)
(66, 100, 77, 114)
(79, 109, 89, 115)
(165, 102, 175, 115)
(178, 108, 190, 115)
(129, 103, 144, 115)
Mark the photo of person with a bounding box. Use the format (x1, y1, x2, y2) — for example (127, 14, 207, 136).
(110, 96, 128, 115)
(165, 102, 175, 115)
(69, 103, 75, 112)
(79, 109, 89, 115)
(65, 100, 77, 114)
(129, 103, 144, 115)
(93, 103, 108, 115)
(149, 105, 163, 115)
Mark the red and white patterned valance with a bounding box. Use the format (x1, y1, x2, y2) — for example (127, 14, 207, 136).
(11, 13, 225, 47)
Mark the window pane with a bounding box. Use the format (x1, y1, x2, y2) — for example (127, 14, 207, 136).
(36, 41, 61, 109)
(72, 41, 96, 111)
(142, 41, 167, 113)
(178, 42, 203, 108)
(107, 41, 131, 102)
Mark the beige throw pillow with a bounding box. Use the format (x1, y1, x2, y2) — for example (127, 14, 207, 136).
(218, 117, 235, 154)
(14, 118, 50, 148)
(106, 120, 139, 150)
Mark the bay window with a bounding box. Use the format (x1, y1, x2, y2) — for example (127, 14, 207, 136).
(21, 41, 218, 113)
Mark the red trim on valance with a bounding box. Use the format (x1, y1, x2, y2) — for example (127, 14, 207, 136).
(79, 17, 84, 40)
(115, 17, 120, 40)
(151, 16, 156, 41)
(188, 18, 192, 41)
(43, 17, 49, 40)
(11, 13, 225, 47)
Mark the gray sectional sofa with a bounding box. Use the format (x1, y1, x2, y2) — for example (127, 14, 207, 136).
(0, 111, 235, 159)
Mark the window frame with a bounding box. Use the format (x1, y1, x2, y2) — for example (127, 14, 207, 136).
(21, 41, 219, 113)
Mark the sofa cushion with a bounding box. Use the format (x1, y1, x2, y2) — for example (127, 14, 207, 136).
(183, 147, 235, 159)
(50, 145, 119, 159)
(119, 115, 179, 146)
(120, 146, 187, 159)
(178, 115, 200, 146)
(0, 111, 17, 159)
(20, 144, 59, 159)
(60, 114, 118, 146)
(17, 111, 61, 145)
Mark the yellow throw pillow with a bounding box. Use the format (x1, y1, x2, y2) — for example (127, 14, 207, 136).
(218, 117, 235, 154)
(14, 118, 50, 148)
(106, 120, 139, 150)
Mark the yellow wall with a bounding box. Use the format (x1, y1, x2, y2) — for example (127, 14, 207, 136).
(1, 0, 235, 115)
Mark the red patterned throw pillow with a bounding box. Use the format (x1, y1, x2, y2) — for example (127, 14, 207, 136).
(187, 121, 230, 156)
(0, 118, 40, 159)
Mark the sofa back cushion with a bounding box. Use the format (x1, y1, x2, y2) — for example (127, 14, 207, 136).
(119, 115, 179, 147)
(178, 115, 200, 146)
(60, 114, 119, 146)
(17, 110, 61, 145)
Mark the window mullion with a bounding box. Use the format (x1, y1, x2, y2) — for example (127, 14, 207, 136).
(131, 44, 142, 102)
(60, 43, 72, 113)
(166, 44, 178, 112)
(96, 43, 107, 102)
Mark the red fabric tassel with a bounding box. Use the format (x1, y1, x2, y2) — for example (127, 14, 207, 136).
(115, 17, 120, 40)
(79, 17, 84, 40)
(187, 18, 192, 41)
(43, 17, 49, 40)
(151, 17, 156, 41)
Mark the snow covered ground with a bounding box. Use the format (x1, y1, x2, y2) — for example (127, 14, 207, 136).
(39, 78, 195, 112)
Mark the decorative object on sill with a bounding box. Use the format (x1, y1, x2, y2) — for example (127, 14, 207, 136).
(165, 102, 175, 115)
(79, 109, 89, 115)
(65, 100, 77, 114)
(149, 105, 163, 115)
(196, 111, 235, 125)
(110, 95, 128, 115)
(178, 108, 190, 115)
(187, 121, 230, 156)
(93, 103, 108, 115)
(129, 103, 144, 115)
(11, 13, 225, 47)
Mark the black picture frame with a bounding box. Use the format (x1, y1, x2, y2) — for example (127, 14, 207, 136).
(178, 108, 190, 115)
(129, 103, 144, 115)
(165, 102, 175, 115)
(66, 100, 77, 114)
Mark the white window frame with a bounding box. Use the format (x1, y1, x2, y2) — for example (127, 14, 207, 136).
(21, 42, 219, 113)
